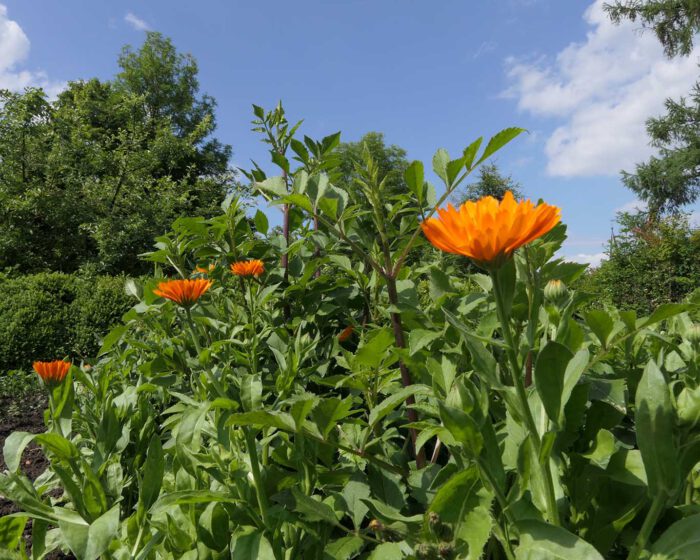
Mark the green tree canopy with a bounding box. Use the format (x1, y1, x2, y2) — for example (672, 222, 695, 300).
(0, 32, 235, 274)
(454, 162, 523, 205)
(604, 0, 700, 57)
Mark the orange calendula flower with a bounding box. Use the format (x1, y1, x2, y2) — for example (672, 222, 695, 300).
(33, 360, 71, 387)
(230, 259, 265, 278)
(153, 278, 213, 307)
(338, 325, 354, 342)
(195, 263, 216, 275)
(421, 191, 561, 268)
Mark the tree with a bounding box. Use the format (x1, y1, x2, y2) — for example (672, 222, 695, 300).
(579, 211, 700, 314)
(604, 0, 700, 57)
(620, 82, 700, 214)
(0, 33, 236, 274)
(453, 162, 523, 205)
(335, 132, 409, 198)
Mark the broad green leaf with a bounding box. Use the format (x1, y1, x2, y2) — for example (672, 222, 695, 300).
(640, 303, 690, 329)
(240, 374, 262, 412)
(84, 506, 120, 560)
(463, 137, 484, 170)
(367, 543, 404, 560)
(140, 435, 164, 511)
(354, 328, 394, 369)
(341, 475, 371, 530)
(650, 513, 700, 559)
(408, 329, 441, 355)
(290, 488, 341, 526)
(582, 429, 617, 469)
(432, 148, 450, 183)
(439, 402, 483, 457)
(368, 385, 431, 429)
(3, 432, 37, 472)
(197, 502, 229, 552)
(515, 520, 604, 559)
(253, 210, 269, 235)
(585, 310, 614, 347)
(535, 342, 580, 427)
(226, 411, 295, 432)
(255, 176, 287, 198)
(0, 515, 26, 549)
(475, 127, 526, 166)
(230, 527, 275, 560)
(404, 160, 424, 203)
(323, 536, 364, 560)
(635, 360, 679, 498)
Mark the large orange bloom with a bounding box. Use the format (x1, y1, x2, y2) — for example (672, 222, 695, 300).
(153, 278, 212, 307)
(230, 260, 265, 278)
(421, 191, 561, 268)
(33, 360, 71, 386)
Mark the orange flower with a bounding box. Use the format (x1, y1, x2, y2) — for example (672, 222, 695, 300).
(33, 360, 71, 387)
(195, 263, 216, 275)
(421, 191, 561, 268)
(230, 259, 265, 278)
(338, 325, 354, 342)
(153, 278, 212, 307)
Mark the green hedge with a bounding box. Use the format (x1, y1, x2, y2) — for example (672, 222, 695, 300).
(0, 273, 135, 372)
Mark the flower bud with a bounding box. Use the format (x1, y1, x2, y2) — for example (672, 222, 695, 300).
(368, 519, 384, 532)
(544, 279, 569, 306)
(677, 386, 700, 427)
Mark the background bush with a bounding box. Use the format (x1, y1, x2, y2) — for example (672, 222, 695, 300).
(0, 272, 134, 372)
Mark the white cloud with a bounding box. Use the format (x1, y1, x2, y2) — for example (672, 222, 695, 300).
(503, 0, 700, 177)
(474, 41, 497, 59)
(125, 12, 150, 31)
(616, 199, 648, 213)
(0, 4, 62, 95)
(567, 252, 607, 267)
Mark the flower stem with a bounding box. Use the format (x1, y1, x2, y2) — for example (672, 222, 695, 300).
(490, 269, 560, 526)
(627, 494, 665, 560)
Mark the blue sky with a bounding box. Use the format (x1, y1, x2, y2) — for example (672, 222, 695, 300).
(2, 0, 699, 265)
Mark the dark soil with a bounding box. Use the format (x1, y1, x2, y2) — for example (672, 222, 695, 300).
(0, 392, 75, 559)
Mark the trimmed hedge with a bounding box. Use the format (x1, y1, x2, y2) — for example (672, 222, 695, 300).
(0, 273, 135, 372)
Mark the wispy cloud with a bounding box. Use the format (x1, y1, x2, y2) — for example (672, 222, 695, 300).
(616, 199, 648, 214)
(502, 0, 700, 178)
(125, 12, 150, 31)
(567, 252, 607, 267)
(473, 41, 497, 59)
(0, 4, 63, 96)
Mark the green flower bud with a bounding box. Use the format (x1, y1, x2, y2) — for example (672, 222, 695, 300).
(678, 386, 700, 427)
(544, 279, 569, 306)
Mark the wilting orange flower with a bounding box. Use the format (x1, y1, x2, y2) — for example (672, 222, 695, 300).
(421, 191, 560, 268)
(33, 360, 71, 387)
(230, 259, 265, 278)
(338, 325, 354, 342)
(153, 278, 213, 307)
(195, 263, 216, 275)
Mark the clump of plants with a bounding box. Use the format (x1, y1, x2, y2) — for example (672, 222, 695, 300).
(1, 104, 700, 560)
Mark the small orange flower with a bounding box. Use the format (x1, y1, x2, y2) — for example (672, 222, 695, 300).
(230, 259, 265, 278)
(421, 191, 561, 268)
(338, 325, 354, 342)
(195, 263, 216, 275)
(33, 360, 71, 387)
(153, 278, 213, 307)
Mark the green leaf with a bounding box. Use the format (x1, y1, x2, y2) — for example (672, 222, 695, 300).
(323, 536, 364, 560)
(84, 506, 120, 560)
(408, 329, 441, 355)
(3, 432, 36, 472)
(253, 210, 269, 235)
(475, 127, 526, 166)
(367, 543, 404, 560)
(255, 176, 288, 198)
(640, 303, 690, 329)
(463, 137, 484, 170)
(226, 411, 295, 432)
(98, 324, 127, 355)
(439, 402, 483, 457)
(582, 429, 617, 469)
(404, 160, 424, 203)
(650, 513, 700, 559)
(585, 310, 614, 347)
(140, 435, 164, 511)
(635, 360, 679, 498)
(290, 488, 341, 526)
(535, 342, 582, 427)
(354, 328, 394, 369)
(515, 520, 605, 559)
(240, 374, 262, 412)
(368, 385, 431, 430)
(230, 527, 276, 560)
(341, 475, 371, 530)
(33, 433, 79, 462)
(432, 148, 450, 183)
(0, 515, 26, 549)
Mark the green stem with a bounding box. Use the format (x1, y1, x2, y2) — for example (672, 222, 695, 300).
(476, 458, 516, 560)
(244, 427, 271, 528)
(184, 307, 202, 356)
(627, 494, 665, 560)
(490, 269, 560, 526)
